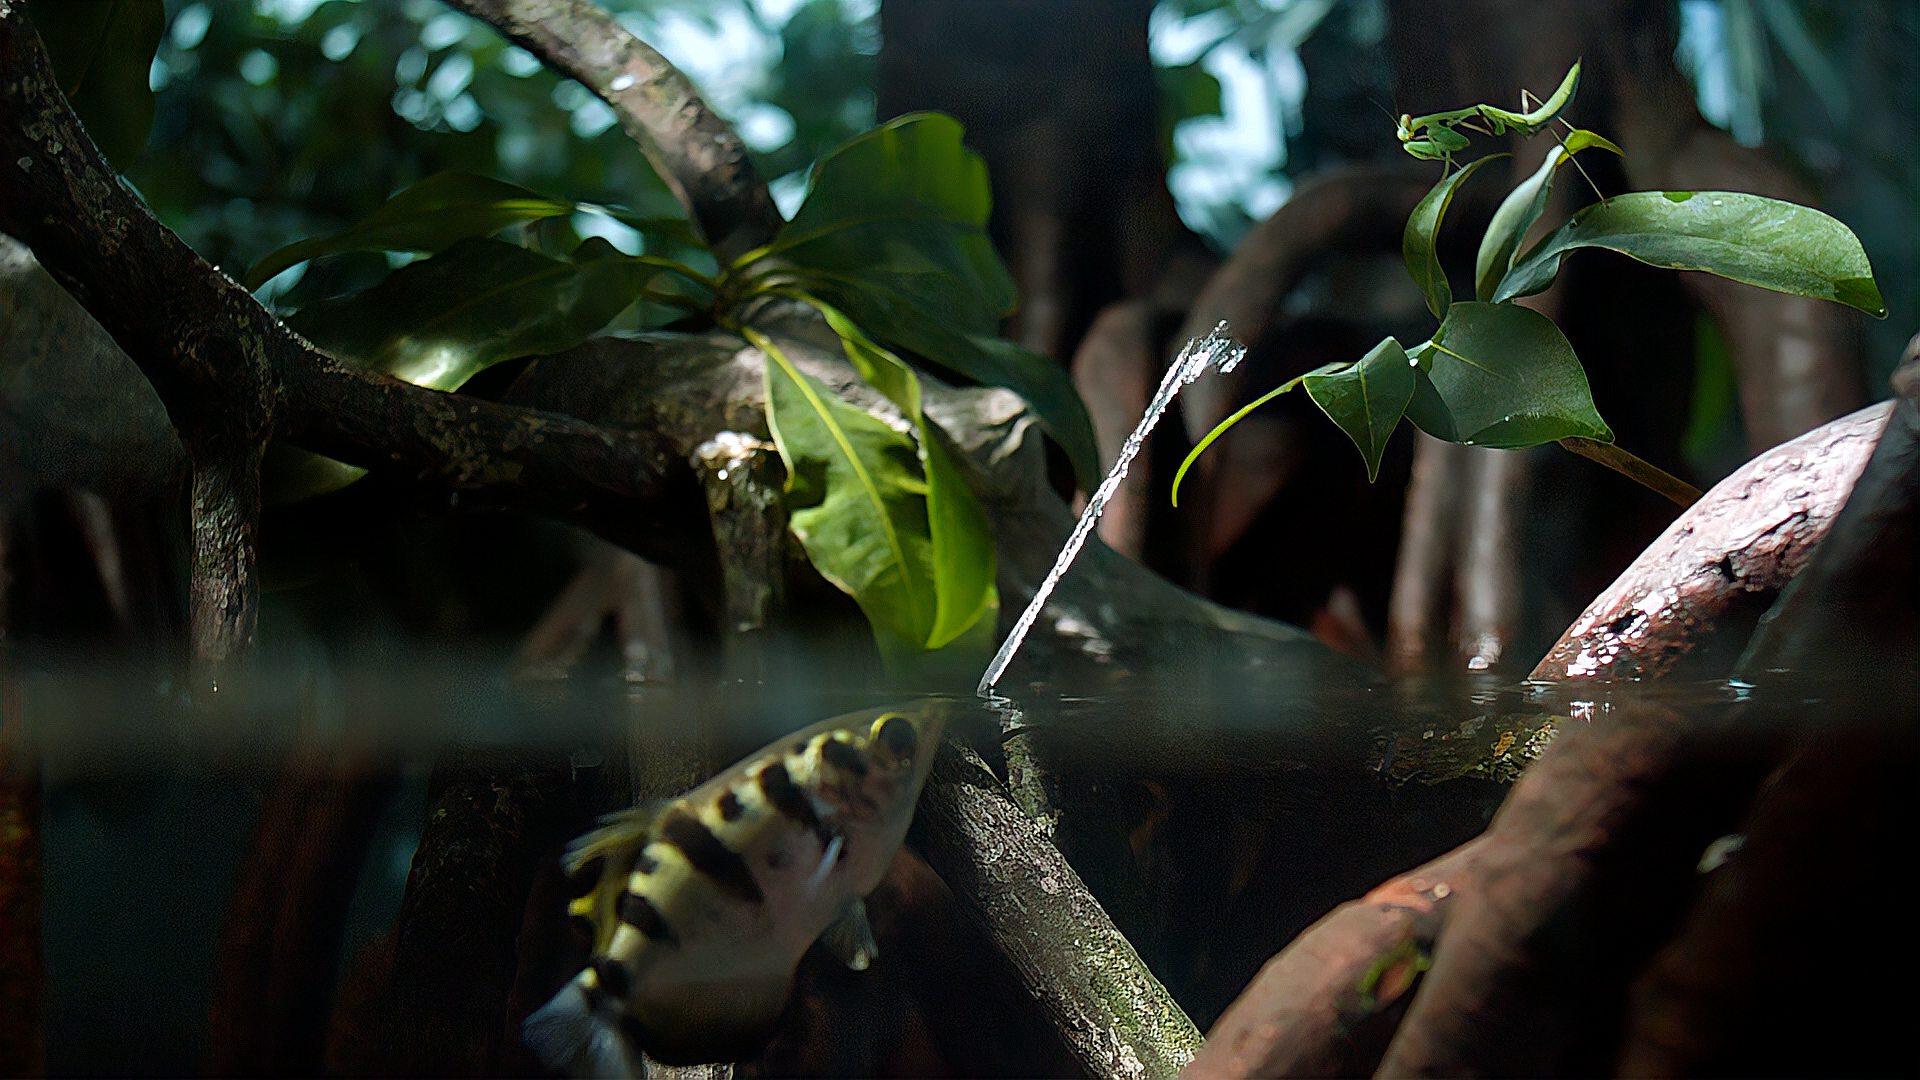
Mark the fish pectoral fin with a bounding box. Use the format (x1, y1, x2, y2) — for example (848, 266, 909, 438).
(819, 897, 878, 971)
(564, 801, 666, 876)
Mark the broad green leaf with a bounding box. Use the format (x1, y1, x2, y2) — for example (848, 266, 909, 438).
(1171, 363, 1342, 506)
(1403, 155, 1505, 319)
(741, 114, 1100, 488)
(271, 237, 664, 500)
(1474, 130, 1623, 301)
(29, 0, 164, 167)
(754, 113, 1012, 328)
(779, 272, 1100, 490)
(1409, 302, 1612, 448)
(754, 329, 943, 656)
(1304, 337, 1416, 481)
(1495, 191, 1886, 316)
(809, 300, 997, 650)
(246, 172, 576, 288)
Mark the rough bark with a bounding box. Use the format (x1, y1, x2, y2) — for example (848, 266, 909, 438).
(339, 751, 579, 1075)
(1530, 401, 1890, 681)
(208, 761, 402, 1075)
(0, 7, 703, 577)
(1372, 702, 1781, 1076)
(913, 741, 1203, 1079)
(1737, 352, 1920, 686)
(439, 0, 780, 262)
(1186, 840, 1482, 1079)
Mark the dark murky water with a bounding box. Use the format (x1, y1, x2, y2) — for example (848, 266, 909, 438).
(2, 654, 1825, 1073)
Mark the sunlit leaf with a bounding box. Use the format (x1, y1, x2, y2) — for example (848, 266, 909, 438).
(754, 328, 944, 656)
(246, 172, 576, 288)
(1473, 129, 1622, 301)
(29, 0, 165, 168)
(809, 301, 996, 649)
(1408, 302, 1612, 448)
(270, 237, 666, 500)
(1303, 337, 1416, 481)
(1495, 191, 1886, 316)
(1403, 155, 1505, 319)
(744, 113, 1099, 487)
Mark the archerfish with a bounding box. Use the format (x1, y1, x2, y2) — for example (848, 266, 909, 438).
(524, 701, 947, 1073)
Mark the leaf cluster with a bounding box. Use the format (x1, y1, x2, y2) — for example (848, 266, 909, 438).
(1176, 62, 1884, 504)
(240, 115, 1095, 664)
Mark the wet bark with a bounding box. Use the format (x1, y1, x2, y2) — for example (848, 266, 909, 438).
(1386, 436, 1465, 673)
(1187, 840, 1481, 1079)
(340, 751, 580, 1075)
(1736, 350, 1920, 686)
(1530, 401, 1890, 681)
(913, 742, 1203, 1079)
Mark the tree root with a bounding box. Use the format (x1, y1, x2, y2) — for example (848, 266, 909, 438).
(1530, 401, 1890, 681)
(207, 758, 401, 1074)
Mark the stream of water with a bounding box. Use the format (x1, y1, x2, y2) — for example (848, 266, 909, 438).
(977, 323, 1244, 696)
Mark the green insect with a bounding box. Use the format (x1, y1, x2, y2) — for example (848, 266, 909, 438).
(1396, 60, 1582, 166)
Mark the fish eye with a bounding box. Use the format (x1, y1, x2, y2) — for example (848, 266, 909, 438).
(869, 713, 918, 765)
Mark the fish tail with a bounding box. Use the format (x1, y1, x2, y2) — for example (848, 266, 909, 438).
(523, 970, 641, 1079)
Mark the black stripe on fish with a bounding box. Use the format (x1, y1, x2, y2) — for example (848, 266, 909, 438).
(717, 789, 745, 822)
(819, 737, 869, 778)
(757, 760, 823, 834)
(619, 891, 677, 944)
(591, 957, 631, 1000)
(633, 847, 659, 875)
(660, 807, 764, 904)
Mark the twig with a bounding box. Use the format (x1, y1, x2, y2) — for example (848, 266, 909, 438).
(1557, 437, 1702, 507)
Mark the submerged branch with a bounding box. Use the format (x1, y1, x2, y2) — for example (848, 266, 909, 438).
(914, 742, 1203, 1079)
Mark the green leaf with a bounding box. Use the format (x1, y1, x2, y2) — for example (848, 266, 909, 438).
(1408, 302, 1612, 448)
(246, 172, 577, 289)
(271, 237, 663, 501)
(753, 328, 945, 656)
(1403, 155, 1505, 319)
(742, 113, 1100, 488)
(1474, 130, 1623, 301)
(809, 300, 997, 650)
(28, 0, 164, 168)
(1304, 337, 1416, 481)
(1495, 191, 1886, 316)
(1171, 363, 1342, 507)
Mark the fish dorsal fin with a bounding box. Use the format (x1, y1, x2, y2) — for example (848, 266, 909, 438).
(564, 801, 665, 953)
(819, 897, 878, 971)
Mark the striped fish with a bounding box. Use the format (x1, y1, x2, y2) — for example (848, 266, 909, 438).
(524, 701, 948, 1073)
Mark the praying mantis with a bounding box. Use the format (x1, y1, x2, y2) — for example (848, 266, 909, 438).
(1396, 60, 1582, 167)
